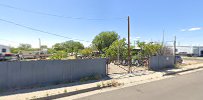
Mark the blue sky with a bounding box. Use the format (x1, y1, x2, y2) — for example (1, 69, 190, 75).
(0, 0, 203, 48)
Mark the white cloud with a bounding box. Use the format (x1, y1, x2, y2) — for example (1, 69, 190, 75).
(181, 29, 186, 32)
(130, 36, 141, 41)
(181, 27, 202, 32)
(188, 27, 202, 31)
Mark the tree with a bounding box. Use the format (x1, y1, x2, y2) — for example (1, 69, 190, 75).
(63, 40, 84, 53)
(50, 51, 68, 60)
(137, 42, 162, 58)
(40, 45, 48, 49)
(92, 31, 119, 53)
(10, 47, 20, 54)
(18, 44, 32, 50)
(80, 47, 93, 57)
(52, 40, 84, 58)
(52, 43, 65, 51)
(161, 46, 173, 55)
(105, 38, 128, 61)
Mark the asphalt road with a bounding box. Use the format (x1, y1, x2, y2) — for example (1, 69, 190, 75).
(77, 70, 203, 100)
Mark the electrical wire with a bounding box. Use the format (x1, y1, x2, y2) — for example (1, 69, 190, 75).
(0, 18, 91, 43)
(0, 3, 127, 21)
(0, 38, 20, 44)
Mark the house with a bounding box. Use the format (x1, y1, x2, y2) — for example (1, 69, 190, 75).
(0, 44, 10, 54)
(170, 46, 203, 57)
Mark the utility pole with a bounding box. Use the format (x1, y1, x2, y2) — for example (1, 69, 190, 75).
(128, 16, 131, 73)
(174, 36, 176, 64)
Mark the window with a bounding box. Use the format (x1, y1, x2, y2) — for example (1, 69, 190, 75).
(2, 48, 6, 53)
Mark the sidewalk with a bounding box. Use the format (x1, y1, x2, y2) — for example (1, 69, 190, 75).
(1, 63, 203, 100)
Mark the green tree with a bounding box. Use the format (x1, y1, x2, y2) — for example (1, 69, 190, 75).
(80, 47, 93, 57)
(40, 45, 48, 49)
(92, 31, 119, 53)
(52, 43, 65, 51)
(18, 44, 32, 50)
(52, 40, 84, 58)
(10, 47, 20, 54)
(63, 40, 84, 53)
(50, 51, 68, 60)
(105, 38, 128, 61)
(137, 42, 162, 58)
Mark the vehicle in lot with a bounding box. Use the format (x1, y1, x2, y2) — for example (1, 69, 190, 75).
(0, 53, 18, 61)
(0, 53, 4, 61)
(176, 56, 183, 64)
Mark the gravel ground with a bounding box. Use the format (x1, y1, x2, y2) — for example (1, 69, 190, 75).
(180, 57, 203, 67)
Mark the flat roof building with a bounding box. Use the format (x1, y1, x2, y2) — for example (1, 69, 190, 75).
(170, 46, 203, 57)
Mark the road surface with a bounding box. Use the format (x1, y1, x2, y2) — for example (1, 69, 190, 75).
(77, 69, 203, 100)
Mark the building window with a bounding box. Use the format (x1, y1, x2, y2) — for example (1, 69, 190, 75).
(2, 48, 6, 53)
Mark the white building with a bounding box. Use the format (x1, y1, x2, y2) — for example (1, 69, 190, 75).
(0, 45, 10, 54)
(170, 46, 203, 57)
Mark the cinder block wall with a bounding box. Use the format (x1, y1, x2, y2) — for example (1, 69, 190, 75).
(0, 59, 106, 90)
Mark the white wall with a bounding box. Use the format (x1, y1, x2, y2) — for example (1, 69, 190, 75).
(170, 46, 203, 56)
(197, 47, 203, 56)
(0, 45, 10, 54)
(176, 46, 193, 54)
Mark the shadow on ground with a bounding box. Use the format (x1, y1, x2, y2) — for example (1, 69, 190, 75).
(0, 76, 111, 97)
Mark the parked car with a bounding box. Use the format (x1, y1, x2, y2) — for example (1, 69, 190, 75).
(0, 53, 4, 61)
(2, 53, 18, 61)
(176, 56, 183, 64)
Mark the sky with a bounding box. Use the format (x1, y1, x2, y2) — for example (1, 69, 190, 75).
(0, 0, 203, 48)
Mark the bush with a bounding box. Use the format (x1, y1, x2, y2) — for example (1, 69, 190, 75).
(50, 51, 68, 60)
(80, 74, 102, 82)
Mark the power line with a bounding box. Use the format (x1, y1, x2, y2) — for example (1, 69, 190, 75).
(0, 38, 20, 44)
(0, 3, 127, 21)
(0, 18, 91, 42)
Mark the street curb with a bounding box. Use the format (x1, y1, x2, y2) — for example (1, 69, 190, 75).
(34, 66, 203, 100)
(163, 66, 203, 76)
(32, 86, 102, 100)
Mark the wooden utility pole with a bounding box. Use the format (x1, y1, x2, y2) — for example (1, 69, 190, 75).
(128, 16, 131, 73)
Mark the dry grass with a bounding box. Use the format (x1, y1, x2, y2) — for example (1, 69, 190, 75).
(97, 80, 124, 88)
